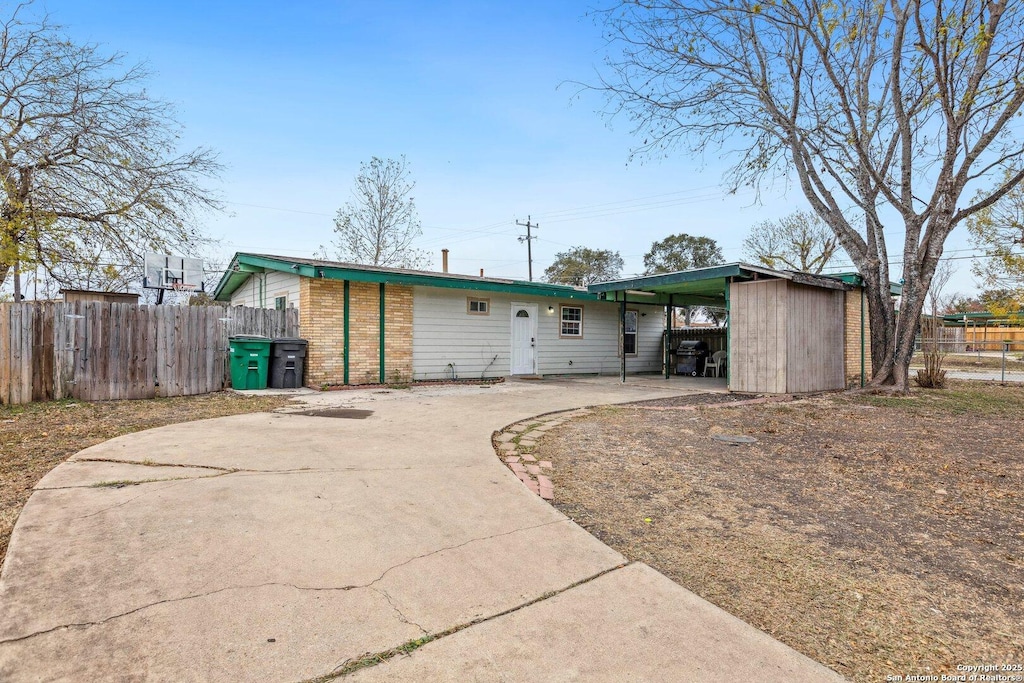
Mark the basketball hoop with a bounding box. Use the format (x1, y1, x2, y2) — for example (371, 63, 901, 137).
(170, 282, 198, 293)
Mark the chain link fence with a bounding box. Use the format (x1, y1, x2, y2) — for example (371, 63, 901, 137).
(913, 338, 1024, 383)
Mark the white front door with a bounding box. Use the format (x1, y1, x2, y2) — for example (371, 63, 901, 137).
(510, 303, 538, 375)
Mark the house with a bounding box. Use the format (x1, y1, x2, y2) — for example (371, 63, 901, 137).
(213, 253, 665, 386)
(214, 253, 880, 393)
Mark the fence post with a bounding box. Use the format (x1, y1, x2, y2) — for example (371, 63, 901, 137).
(1003, 341, 1009, 384)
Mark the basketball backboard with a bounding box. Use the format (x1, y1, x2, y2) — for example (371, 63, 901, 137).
(143, 253, 205, 291)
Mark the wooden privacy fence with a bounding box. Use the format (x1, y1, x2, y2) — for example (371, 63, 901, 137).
(0, 302, 299, 405)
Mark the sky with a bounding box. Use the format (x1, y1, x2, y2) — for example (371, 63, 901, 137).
(29, 0, 984, 294)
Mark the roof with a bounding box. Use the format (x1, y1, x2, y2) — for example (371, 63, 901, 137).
(213, 253, 599, 302)
(829, 272, 904, 296)
(586, 263, 854, 306)
(59, 288, 139, 297)
(942, 310, 1024, 325)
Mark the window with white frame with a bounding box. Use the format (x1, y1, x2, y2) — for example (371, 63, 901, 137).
(623, 309, 638, 355)
(467, 297, 490, 315)
(560, 305, 583, 337)
(275, 295, 287, 311)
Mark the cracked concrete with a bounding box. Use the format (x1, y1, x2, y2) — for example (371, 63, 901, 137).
(0, 377, 842, 681)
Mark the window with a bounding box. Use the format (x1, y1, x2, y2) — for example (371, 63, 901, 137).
(275, 296, 287, 311)
(467, 297, 490, 315)
(623, 309, 638, 355)
(560, 305, 583, 337)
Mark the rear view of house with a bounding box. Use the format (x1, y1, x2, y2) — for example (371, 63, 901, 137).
(213, 254, 664, 387)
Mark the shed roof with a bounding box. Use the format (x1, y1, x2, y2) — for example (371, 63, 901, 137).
(213, 253, 599, 302)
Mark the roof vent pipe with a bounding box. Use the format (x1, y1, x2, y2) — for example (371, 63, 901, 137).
(442, 249, 449, 274)
(480, 268, 484, 277)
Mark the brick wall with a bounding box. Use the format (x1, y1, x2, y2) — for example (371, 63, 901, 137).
(300, 277, 413, 387)
(299, 278, 345, 387)
(843, 288, 870, 387)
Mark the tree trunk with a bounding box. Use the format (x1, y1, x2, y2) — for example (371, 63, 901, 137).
(860, 258, 934, 394)
(12, 260, 21, 301)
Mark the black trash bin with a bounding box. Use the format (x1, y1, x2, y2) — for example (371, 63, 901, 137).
(674, 340, 709, 376)
(269, 338, 308, 388)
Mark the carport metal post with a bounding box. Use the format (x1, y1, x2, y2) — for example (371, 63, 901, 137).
(724, 279, 731, 386)
(664, 294, 673, 379)
(620, 297, 627, 383)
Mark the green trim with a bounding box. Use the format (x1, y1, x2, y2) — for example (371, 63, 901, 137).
(664, 294, 672, 380)
(830, 272, 903, 296)
(619, 298, 627, 383)
(343, 280, 350, 385)
(379, 282, 386, 384)
(724, 280, 731, 388)
(214, 253, 597, 302)
(860, 286, 866, 388)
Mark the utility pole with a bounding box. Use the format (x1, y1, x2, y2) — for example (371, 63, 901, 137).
(516, 215, 538, 281)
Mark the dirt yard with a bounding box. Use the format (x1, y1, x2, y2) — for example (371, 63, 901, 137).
(533, 381, 1024, 682)
(0, 392, 291, 565)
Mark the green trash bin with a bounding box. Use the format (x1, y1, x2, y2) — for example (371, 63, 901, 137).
(228, 335, 272, 390)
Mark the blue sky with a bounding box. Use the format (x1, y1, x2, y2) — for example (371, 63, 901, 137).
(34, 0, 981, 292)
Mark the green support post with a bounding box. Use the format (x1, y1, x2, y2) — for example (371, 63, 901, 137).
(343, 280, 350, 385)
(620, 296, 627, 383)
(724, 279, 731, 387)
(665, 294, 673, 379)
(379, 282, 386, 384)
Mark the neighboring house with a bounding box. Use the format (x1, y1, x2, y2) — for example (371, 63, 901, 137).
(213, 253, 664, 386)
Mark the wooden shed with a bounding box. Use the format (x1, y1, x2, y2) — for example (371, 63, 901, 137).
(589, 264, 870, 394)
(728, 278, 845, 393)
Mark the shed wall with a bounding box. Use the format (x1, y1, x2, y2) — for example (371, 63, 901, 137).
(785, 283, 845, 392)
(729, 279, 788, 393)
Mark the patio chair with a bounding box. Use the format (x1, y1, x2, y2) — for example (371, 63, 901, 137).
(704, 350, 727, 378)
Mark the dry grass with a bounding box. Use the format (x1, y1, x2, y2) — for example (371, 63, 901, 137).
(0, 392, 291, 565)
(535, 381, 1024, 682)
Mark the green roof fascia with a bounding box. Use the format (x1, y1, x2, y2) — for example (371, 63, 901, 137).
(829, 272, 903, 296)
(215, 253, 598, 301)
(587, 264, 751, 294)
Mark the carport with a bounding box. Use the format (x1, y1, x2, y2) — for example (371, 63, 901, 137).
(588, 264, 863, 393)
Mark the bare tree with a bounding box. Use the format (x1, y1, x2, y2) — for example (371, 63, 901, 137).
(0, 4, 221, 299)
(743, 211, 840, 274)
(322, 156, 429, 269)
(593, 0, 1024, 392)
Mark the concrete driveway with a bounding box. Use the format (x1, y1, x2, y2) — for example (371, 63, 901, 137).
(0, 378, 842, 682)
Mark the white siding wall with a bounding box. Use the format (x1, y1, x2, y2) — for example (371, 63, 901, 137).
(411, 286, 663, 380)
(229, 272, 301, 310)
